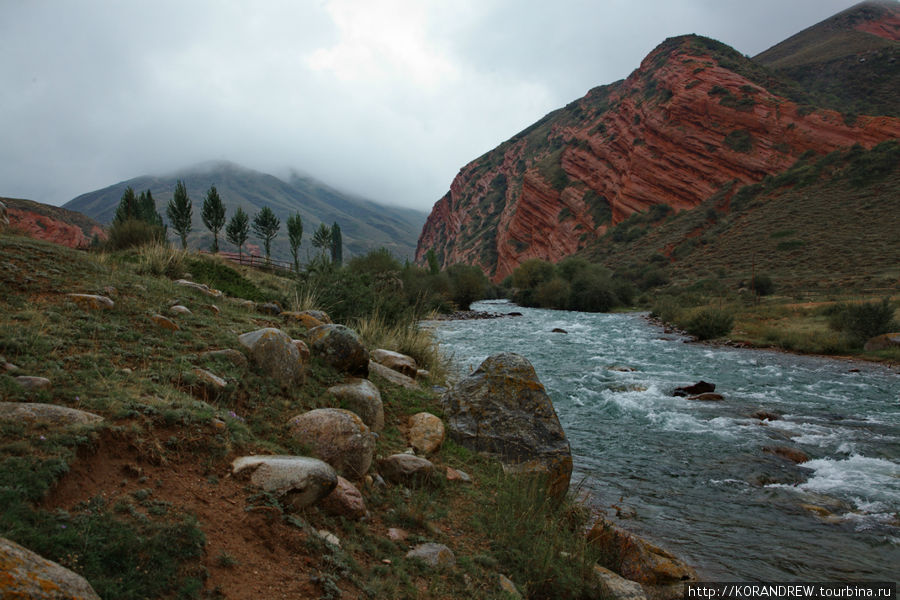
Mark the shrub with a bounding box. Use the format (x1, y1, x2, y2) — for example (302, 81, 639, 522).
(683, 308, 734, 340)
(535, 277, 571, 309)
(724, 130, 753, 153)
(105, 218, 166, 250)
(750, 274, 775, 296)
(828, 298, 898, 346)
(137, 243, 186, 279)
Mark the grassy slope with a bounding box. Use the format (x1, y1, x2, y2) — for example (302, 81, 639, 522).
(0, 235, 604, 600)
(63, 161, 427, 261)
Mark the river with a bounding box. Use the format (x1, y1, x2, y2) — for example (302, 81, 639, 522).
(431, 300, 900, 582)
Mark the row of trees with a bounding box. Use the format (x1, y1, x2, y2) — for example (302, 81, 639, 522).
(113, 181, 343, 268)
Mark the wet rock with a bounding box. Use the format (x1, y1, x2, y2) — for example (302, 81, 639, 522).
(750, 410, 781, 421)
(319, 476, 367, 520)
(587, 517, 697, 600)
(13, 376, 52, 390)
(308, 324, 369, 376)
(688, 393, 724, 402)
(288, 408, 375, 479)
(673, 381, 715, 397)
(371, 348, 418, 378)
(368, 360, 418, 389)
(0, 536, 101, 599)
(763, 445, 810, 464)
(151, 314, 180, 331)
(238, 327, 305, 385)
(327, 378, 384, 432)
(232, 455, 337, 511)
(407, 412, 444, 455)
(442, 352, 572, 499)
(378, 454, 435, 485)
(406, 543, 455, 568)
(66, 293, 114, 310)
(551, 328, 568, 334)
(0, 402, 102, 425)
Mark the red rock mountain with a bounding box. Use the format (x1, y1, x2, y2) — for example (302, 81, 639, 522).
(2, 197, 106, 248)
(416, 10, 900, 282)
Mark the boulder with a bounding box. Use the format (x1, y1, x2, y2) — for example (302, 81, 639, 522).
(749, 410, 780, 421)
(66, 293, 114, 310)
(238, 327, 305, 386)
(282, 311, 327, 329)
(371, 349, 418, 379)
(192, 367, 227, 391)
(292, 339, 311, 363)
(591, 565, 648, 600)
(319, 476, 367, 520)
(673, 381, 715, 397)
(13, 376, 52, 390)
(327, 378, 384, 432)
(0, 536, 101, 599)
(407, 412, 444, 455)
(288, 408, 375, 479)
(405, 543, 455, 568)
(368, 360, 418, 389)
(256, 302, 282, 316)
(206, 304, 220, 315)
(151, 314, 180, 331)
(441, 353, 572, 499)
(551, 328, 568, 334)
(171, 305, 192, 315)
(688, 393, 724, 402)
(864, 332, 900, 351)
(446, 466, 472, 484)
(199, 348, 248, 368)
(308, 324, 369, 376)
(587, 517, 697, 600)
(175, 279, 223, 298)
(378, 454, 435, 485)
(762, 445, 810, 464)
(232, 455, 337, 511)
(0, 402, 102, 426)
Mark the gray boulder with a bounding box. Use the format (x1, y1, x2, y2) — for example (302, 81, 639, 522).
(288, 408, 375, 479)
(0, 402, 103, 426)
(231, 455, 337, 511)
(371, 348, 418, 378)
(238, 327, 305, 385)
(378, 453, 435, 485)
(327, 378, 384, 432)
(308, 324, 369, 376)
(405, 543, 455, 568)
(0, 536, 101, 599)
(441, 353, 572, 499)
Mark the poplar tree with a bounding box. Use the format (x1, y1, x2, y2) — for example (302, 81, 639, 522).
(226, 207, 249, 259)
(312, 222, 332, 257)
(252, 206, 280, 263)
(287, 213, 303, 272)
(166, 180, 192, 249)
(330, 222, 342, 266)
(201, 185, 226, 253)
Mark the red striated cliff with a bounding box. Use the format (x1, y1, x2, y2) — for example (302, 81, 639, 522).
(3, 197, 106, 248)
(416, 34, 900, 282)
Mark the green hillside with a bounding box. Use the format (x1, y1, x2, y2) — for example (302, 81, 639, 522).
(64, 161, 427, 261)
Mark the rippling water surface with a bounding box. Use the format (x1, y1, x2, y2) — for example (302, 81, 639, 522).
(431, 300, 900, 581)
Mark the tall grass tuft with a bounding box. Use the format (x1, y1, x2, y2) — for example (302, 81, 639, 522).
(292, 283, 322, 312)
(136, 243, 186, 278)
(353, 311, 448, 382)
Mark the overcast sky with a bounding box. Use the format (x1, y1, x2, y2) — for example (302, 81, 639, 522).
(1, 0, 859, 212)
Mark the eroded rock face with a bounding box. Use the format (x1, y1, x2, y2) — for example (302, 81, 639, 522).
(587, 517, 697, 600)
(0, 536, 101, 599)
(415, 35, 900, 282)
(327, 378, 384, 432)
(308, 324, 369, 376)
(288, 408, 375, 479)
(238, 327, 305, 386)
(3, 199, 106, 249)
(231, 455, 337, 511)
(441, 353, 573, 498)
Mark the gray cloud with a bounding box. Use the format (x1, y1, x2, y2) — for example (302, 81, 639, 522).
(0, 0, 857, 211)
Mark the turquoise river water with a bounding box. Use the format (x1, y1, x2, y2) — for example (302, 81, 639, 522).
(430, 300, 900, 582)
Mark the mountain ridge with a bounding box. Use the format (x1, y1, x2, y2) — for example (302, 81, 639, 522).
(64, 161, 427, 261)
(416, 8, 900, 283)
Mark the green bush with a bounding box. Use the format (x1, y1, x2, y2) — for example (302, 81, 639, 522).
(535, 277, 571, 309)
(104, 218, 166, 250)
(185, 257, 270, 302)
(750, 274, 775, 296)
(828, 298, 898, 346)
(683, 308, 734, 340)
(724, 130, 753, 153)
